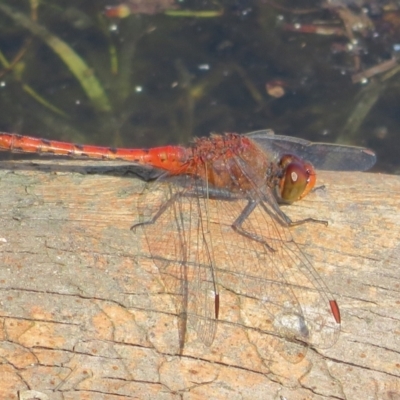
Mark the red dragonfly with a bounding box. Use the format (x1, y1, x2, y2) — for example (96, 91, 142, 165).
(0, 129, 375, 358)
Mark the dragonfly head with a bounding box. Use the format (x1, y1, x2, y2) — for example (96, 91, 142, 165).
(277, 154, 316, 203)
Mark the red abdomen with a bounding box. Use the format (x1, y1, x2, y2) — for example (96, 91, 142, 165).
(0, 132, 191, 172)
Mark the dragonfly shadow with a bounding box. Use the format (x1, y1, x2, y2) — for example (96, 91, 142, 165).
(0, 157, 162, 181)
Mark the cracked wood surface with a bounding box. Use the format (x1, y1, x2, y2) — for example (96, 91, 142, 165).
(0, 160, 399, 400)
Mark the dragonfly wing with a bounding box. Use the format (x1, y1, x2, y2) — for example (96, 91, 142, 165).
(184, 190, 220, 346)
(133, 175, 218, 350)
(208, 197, 339, 361)
(214, 154, 341, 356)
(247, 129, 376, 171)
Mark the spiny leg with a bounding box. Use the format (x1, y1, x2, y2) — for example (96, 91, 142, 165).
(232, 199, 276, 252)
(131, 190, 182, 230)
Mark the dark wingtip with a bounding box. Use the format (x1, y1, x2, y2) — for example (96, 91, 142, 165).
(329, 300, 341, 324)
(215, 293, 220, 320)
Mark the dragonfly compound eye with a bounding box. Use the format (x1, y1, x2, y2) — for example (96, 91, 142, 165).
(279, 155, 316, 203)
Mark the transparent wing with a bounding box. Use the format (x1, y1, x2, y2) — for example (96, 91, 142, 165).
(228, 153, 340, 349)
(133, 175, 218, 352)
(195, 198, 340, 363)
(216, 197, 340, 348)
(247, 129, 376, 171)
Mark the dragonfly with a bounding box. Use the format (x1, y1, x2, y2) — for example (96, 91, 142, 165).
(0, 129, 376, 359)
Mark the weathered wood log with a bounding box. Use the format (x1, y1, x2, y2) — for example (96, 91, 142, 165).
(0, 159, 399, 400)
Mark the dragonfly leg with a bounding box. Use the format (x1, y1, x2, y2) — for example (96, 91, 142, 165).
(260, 198, 328, 228)
(288, 216, 328, 227)
(131, 183, 239, 232)
(130, 191, 181, 230)
(233, 198, 327, 253)
(232, 200, 276, 252)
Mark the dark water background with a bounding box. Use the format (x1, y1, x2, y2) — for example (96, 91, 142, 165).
(0, 0, 399, 172)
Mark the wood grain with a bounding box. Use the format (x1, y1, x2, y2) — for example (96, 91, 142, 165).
(0, 159, 399, 400)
